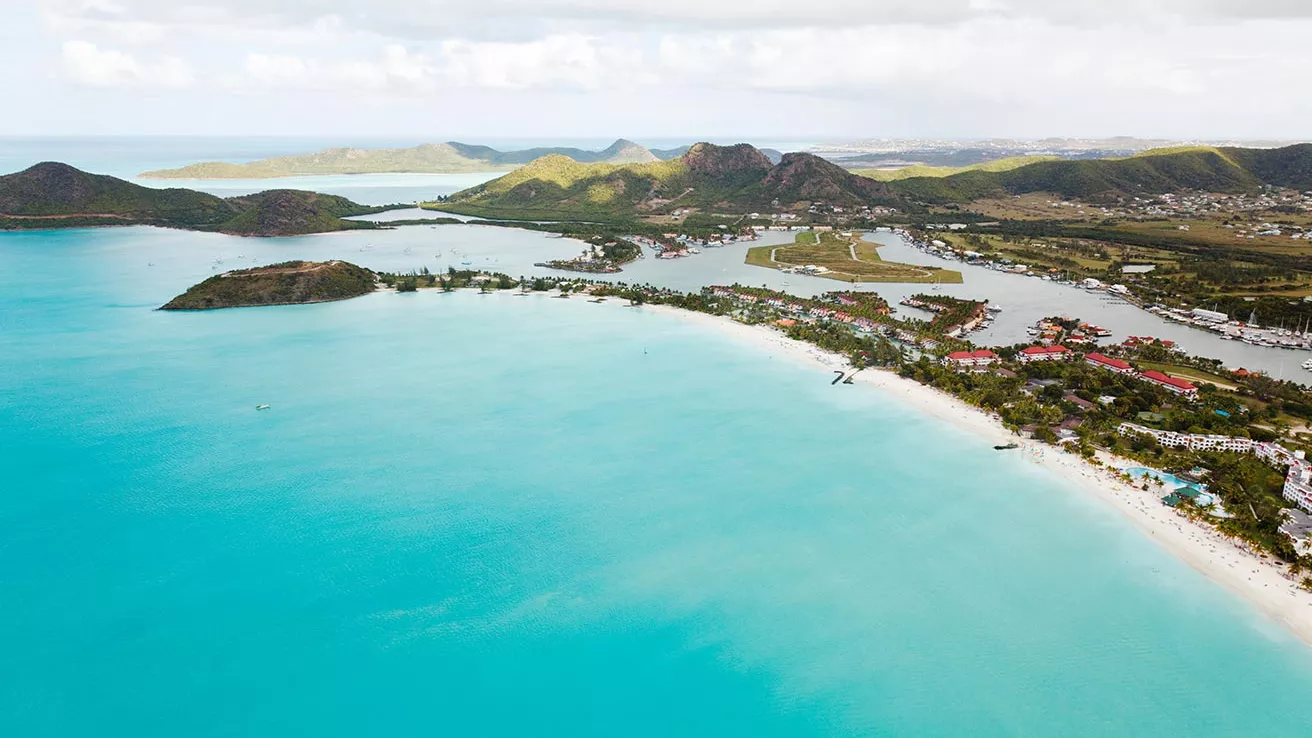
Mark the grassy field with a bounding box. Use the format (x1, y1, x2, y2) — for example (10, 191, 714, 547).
(961, 194, 1102, 220)
(746, 231, 963, 284)
(1111, 220, 1312, 255)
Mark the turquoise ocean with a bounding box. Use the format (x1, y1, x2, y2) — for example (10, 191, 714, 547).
(5, 140, 1312, 735)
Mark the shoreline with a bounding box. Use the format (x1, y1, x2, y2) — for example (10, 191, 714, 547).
(626, 300, 1312, 647)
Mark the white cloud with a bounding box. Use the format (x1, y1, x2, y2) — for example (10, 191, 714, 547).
(60, 39, 193, 87)
(237, 45, 438, 91)
(37, 0, 1312, 40)
(234, 35, 650, 92)
(15, 0, 1312, 137)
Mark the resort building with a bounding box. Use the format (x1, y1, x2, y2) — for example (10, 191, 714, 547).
(1084, 352, 1135, 374)
(1118, 423, 1312, 513)
(1284, 465, 1312, 513)
(1279, 508, 1312, 552)
(1117, 423, 1255, 452)
(1139, 370, 1199, 398)
(1017, 345, 1072, 363)
(944, 349, 999, 369)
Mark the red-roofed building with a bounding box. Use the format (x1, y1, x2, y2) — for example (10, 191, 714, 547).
(944, 349, 999, 370)
(1017, 345, 1072, 364)
(1084, 352, 1135, 374)
(1140, 370, 1199, 397)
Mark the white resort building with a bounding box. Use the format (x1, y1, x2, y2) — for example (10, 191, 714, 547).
(1117, 422, 1312, 512)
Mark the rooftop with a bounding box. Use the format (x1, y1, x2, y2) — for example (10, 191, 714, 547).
(1086, 352, 1133, 370)
(1141, 370, 1198, 391)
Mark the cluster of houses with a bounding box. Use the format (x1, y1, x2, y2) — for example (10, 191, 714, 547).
(1094, 190, 1312, 230)
(1117, 422, 1312, 514)
(632, 229, 757, 259)
(900, 296, 994, 338)
(708, 287, 886, 334)
(944, 346, 1201, 397)
(1031, 317, 1113, 343)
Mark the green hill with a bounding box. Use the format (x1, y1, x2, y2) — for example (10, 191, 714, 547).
(0, 162, 385, 236)
(890, 144, 1312, 203)
(441, 143, 900, 218)
(140, 139, 663, 179)
(0, 161, 233, 223)
(855, 155, 1061, 181)
(161, 260, 376, 310)
(218, 190, 381, 236)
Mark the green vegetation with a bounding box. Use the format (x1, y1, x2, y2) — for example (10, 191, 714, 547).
(746, 230, 963, 283)
(376, 267, 519, 292)
(160, 260, 376, 310)
(890, 144, 1312, 203)
(855, 155, 1061, 182)
(140, 139, 662, 179)
(437, 143, 900, 218)
(535, 235, 643, 274)
(0, 162, 396, 236)
(219, 190, 383, 236)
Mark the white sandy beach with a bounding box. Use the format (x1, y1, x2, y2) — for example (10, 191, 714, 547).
(628, 301, 1312, 646)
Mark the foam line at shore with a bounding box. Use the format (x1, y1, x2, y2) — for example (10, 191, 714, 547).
(629, 301, 1312, 647)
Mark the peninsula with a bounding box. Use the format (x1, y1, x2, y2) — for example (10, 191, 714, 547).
(745, 229, 963, 283)
(138, 139, 718, 179)
(0, 162, 395, 236)
(160, 260, 377, 310)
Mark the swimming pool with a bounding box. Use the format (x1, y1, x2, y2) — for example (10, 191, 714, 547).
(1123, 467, 1207, 493)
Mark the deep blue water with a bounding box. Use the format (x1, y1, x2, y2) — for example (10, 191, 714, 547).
(5, 224, 1312, 736)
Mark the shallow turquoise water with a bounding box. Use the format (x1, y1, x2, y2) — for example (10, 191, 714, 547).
(5, 227, 1312, 736)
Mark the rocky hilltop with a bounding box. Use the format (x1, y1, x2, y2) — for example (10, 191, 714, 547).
(0, 163, 387, 236)
(441, 142, 901, 218)
(160, 260, 377, 310)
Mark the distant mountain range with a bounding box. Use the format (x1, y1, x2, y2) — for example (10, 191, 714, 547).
(888, 144, 1312, 203)
(441, 142, 897, 218)
(0, 162, 387, 236)
(139, 139, 785, 180)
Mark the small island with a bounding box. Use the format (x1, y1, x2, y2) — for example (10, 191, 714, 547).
(160, 260, 377, 310)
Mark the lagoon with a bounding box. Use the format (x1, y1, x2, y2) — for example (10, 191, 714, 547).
(6, 224, 1312, 735)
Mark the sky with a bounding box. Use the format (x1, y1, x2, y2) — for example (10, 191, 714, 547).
(5, 0, 1312, 141)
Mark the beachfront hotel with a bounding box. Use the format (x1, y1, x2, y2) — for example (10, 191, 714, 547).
(1117, 423, 1255, 453)
(1284, 465, 1312, 513)
(1118, 422, 1312, 513)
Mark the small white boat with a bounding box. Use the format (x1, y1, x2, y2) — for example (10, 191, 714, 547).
(255, 404, 270, 410)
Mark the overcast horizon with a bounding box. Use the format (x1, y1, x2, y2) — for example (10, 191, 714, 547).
(6, 1, 1312, 141)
